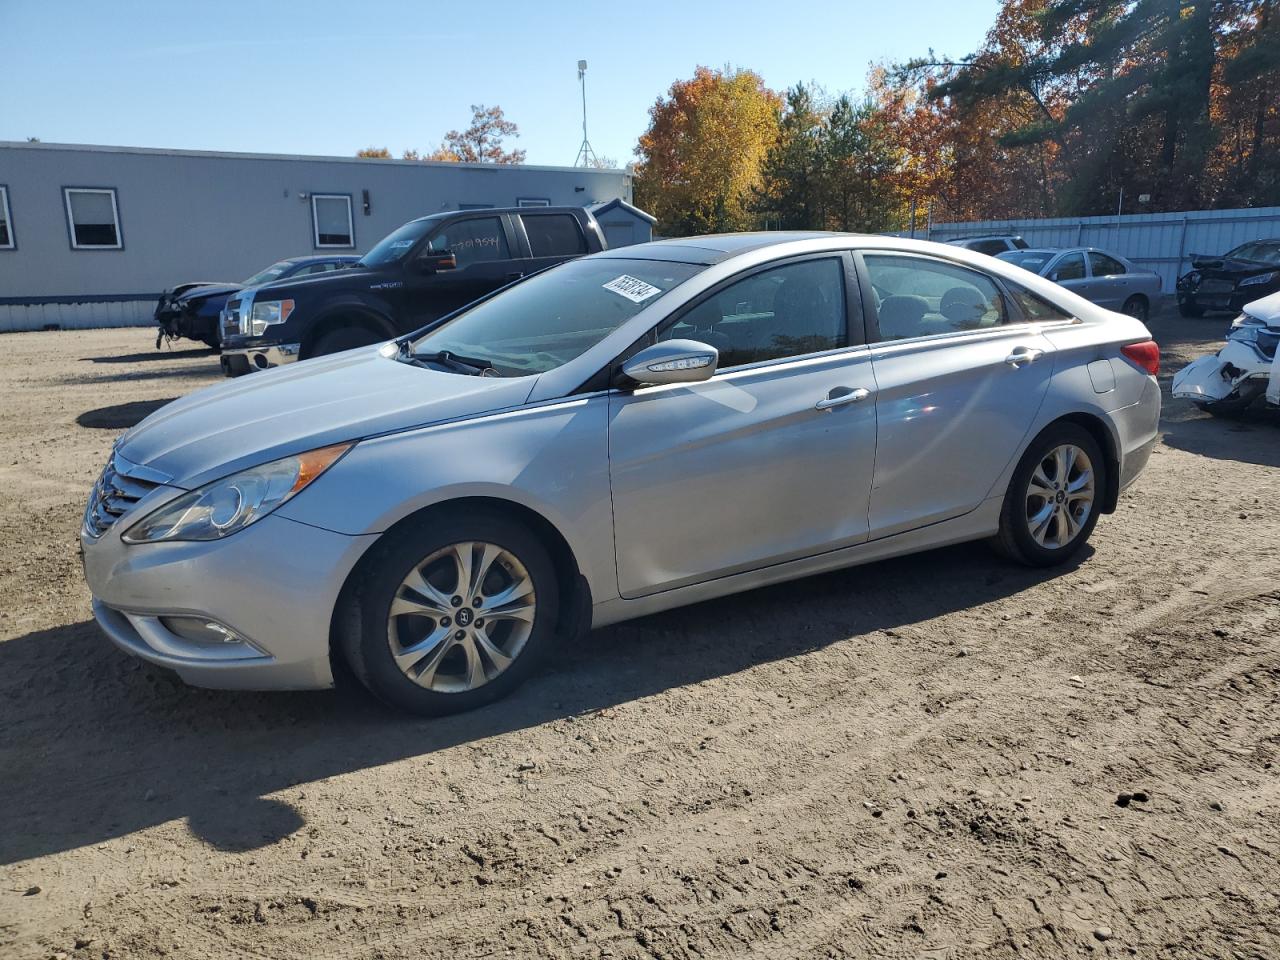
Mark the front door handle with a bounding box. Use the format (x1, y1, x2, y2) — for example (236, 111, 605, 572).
(815, 386, 872, 411)
(1005, 347, 1045, 368)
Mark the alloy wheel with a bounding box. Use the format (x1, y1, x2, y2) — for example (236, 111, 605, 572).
(1025, 444, 1095, 549)
(386, 541, 536, 693)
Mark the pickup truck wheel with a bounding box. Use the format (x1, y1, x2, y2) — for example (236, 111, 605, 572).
(340, 511, 560, 716)
(309, 325, 383, 358)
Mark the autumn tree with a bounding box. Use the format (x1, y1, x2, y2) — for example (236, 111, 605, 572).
(426, 104, 526, 164)
(356, 146, 392, 158)
(634, 67, 782, 235)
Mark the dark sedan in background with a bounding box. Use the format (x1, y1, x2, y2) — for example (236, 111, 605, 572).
(154, 255, 360, 349)
(1176, 239, 1280, 317)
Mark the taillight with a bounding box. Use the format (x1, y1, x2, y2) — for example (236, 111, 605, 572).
(1120, 340, 1160, 376)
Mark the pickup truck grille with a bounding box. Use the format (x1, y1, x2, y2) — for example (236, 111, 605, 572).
(84, 454, 161, 538)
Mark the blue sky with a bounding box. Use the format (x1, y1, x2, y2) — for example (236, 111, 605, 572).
(2, 0, 997, 167)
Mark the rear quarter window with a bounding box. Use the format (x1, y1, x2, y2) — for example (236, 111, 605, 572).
(522, 213, 588, 257)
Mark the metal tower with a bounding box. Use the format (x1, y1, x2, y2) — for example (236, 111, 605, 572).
(574, 59, 599, 168)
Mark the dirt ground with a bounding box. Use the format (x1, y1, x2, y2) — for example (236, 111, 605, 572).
(1, 306, 1278, 960)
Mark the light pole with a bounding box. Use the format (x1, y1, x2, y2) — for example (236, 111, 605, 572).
(575, 59, 599, 168)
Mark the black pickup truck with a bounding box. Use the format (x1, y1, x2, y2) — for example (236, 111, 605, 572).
(219, 206, 606, 376)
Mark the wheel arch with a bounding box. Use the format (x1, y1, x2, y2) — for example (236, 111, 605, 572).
(302, 306, 397, 359)
(329, 495, 592, 675)
(1046, 412, 1121, 514)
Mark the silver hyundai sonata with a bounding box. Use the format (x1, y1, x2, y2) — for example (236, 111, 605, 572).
(82, 234, 1161, 714)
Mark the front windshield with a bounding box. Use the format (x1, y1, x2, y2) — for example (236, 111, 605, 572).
(1226, 241, 1280, 265)
(998, 250, 1055, 272)
(360, 218, 436, 268)
(409, 257, 705, 377)
(242, 260, 293, 286)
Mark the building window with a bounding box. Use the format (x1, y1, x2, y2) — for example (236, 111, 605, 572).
(311, 194, 354, 248)
(517, 197, 551, 207)
(64, 187, 122, 249)
(0, 186, 12, 249)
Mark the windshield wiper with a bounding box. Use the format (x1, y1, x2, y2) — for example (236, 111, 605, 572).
(411, 349, 495, 375)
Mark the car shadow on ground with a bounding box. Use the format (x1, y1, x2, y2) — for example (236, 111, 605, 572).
(77, 399, 179, 430)
(81, 348, 217, 364)
(0, 540, 1088, 865)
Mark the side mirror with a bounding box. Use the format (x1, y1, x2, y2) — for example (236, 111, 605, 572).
(621, 339, 718, 387)
(416, 252, 457, 274)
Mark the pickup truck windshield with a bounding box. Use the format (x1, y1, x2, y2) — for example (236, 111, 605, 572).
(360, 219, 436, 268)
(408, 257, 705, 377)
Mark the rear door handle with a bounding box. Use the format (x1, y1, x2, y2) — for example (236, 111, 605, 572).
(815, 386, 871, 411)
(1005, 347, 1045, 368)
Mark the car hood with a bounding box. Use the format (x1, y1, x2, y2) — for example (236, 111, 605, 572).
(1188, 255, 1278, 277)
(116, 347, 537, 488)
(1241, 289, 1280, 327)
(171, 282, 244, 303)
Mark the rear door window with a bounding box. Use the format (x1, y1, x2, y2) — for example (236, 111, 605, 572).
(863, 254, 1008, 340)
(428, 217, 509, 268)
(1088, 252, 1126, 277)
(521, 213, 588, 257)
(972, 239, 1008, 256)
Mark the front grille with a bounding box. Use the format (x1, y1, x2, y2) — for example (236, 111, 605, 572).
(84, 454, 161, 538)
(1198, 278, 1235, 294)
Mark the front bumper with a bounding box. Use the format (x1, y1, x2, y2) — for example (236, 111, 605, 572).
(219, 342, 301, 377)
(83, 510, 377, 691)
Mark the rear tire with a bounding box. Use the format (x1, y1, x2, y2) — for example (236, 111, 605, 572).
(309, 325, 383, 358)
(1177, 299, 1205, 318)
(339, 510, 560, 716)
(1121, 295, 1149, 322)
(992, 423, 1106, 567)
(1194, 391, 1258, 419)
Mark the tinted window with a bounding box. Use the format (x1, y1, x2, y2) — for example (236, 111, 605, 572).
(1007, 283, 1074, 321)
(1011, 237, 1029, 249)
(1089, 252, 1126, 276)
(65, 188, 121, 248)
(1052, 252, 1086, 281)
(243, 260, 293, 285)
(864, 254, 1007, 340)
(659, 257, 847, 368)
(522, 213, 588, 257)
(410, 258, 703, 377)
(429, 217, 509, 267)
(972, 239, 1008, 256)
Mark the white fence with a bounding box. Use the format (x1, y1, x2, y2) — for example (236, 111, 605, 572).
(904, 205, 1280, 293)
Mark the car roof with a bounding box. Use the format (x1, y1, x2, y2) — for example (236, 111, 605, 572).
(407, 205, 591, 225)
(596, 232, 856, 265)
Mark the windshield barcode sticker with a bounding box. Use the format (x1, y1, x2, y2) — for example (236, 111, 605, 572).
(602, 275, 662, 303)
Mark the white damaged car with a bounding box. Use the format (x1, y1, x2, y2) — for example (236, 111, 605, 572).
(1173, 289, 1280, 417)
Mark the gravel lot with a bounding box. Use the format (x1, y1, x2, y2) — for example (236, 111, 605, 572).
(2, 307, 1278, 959)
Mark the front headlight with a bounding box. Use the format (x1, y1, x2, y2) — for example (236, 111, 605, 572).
(1239, 272, 1276, 287)
(245, 298, 295, 337)
(122, 443, 352, 543)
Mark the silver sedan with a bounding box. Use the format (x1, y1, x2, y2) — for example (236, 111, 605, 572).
(82, 234, 1162, 715)
(997, 247, 1163, 321)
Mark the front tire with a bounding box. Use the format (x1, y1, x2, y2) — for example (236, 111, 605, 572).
(340, 511, 560, 715)
(309, 325, 383, 359)
(993, 424, 1106, 567)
